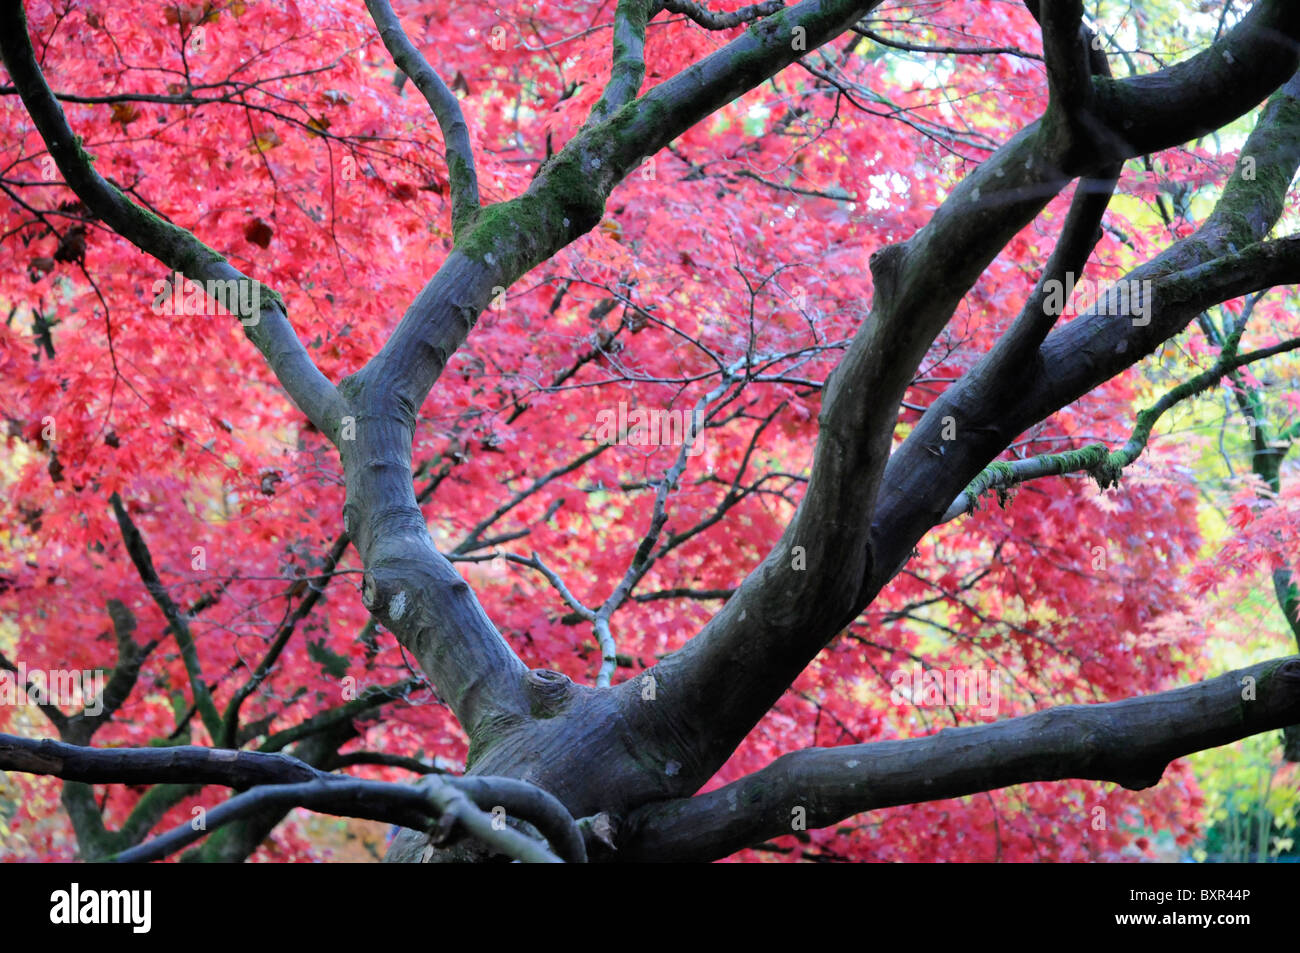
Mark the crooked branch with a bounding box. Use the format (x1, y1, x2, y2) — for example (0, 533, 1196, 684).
(0, 733, 585, 863)
(619, 655, 1300, 861)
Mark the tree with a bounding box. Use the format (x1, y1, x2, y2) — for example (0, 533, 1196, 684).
(1, 0, 1299, 863)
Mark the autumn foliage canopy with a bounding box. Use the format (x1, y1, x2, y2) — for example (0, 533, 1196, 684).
(1, 0, 1299, 862)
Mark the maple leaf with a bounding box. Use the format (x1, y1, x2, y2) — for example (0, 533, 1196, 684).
(109, 102, 141, 126)
(244, 218, 273, 248)
(248, 129, 283, 154)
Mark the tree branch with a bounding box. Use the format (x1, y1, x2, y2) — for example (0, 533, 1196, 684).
(219, 532, 352, 746)
(872, 68, 1300, 592)
(590, 0, 652, 124)
(0, 734, 319, 788)
(618, 656, 1300, 862)
(0, 732, 585, 863)
(114, 776, 560, 863)
(633, 2, 1300, 794)
(110, 494, 223, 741)
(943, 333, 1300, 522)
(364, 0, 480, 236)
(62, 600, 159, 744)
(659, 0, 787, 31)
(851, 25, 1042, 60)
(1040, 0, 1090, 117)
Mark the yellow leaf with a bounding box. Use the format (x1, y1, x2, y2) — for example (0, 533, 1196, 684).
(599, 218, 623, 242)
(110, 102, 141, 126)
(249, 130, 283, 154)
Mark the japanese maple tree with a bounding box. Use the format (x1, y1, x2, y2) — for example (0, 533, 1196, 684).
(0, 0, 1298, 863)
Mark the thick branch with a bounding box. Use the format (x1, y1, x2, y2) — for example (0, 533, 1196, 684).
(0, 734, 319, 788)
(1089, 2, 1300, 162)
(872, 68, 1300, 592)
(1040, 0, 1090, 115)
(0, 732, 585, 863)
(618, 656, 1300, 862)
(114, 776, 562, 863)
(635, 4, 1300, 793)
